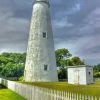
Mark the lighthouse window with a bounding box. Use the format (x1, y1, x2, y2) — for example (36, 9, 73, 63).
(43, 32, 47, 38)
(44, 65, 48, 71)
(89, 72, 91, 75)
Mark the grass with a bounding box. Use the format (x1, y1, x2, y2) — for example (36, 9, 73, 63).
(20, 80, 100, 97)
(0, 88, 26, 100)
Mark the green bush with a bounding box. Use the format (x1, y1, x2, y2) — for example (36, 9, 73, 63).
(18, 76, 24, 81)
(94, 72, 100, 78)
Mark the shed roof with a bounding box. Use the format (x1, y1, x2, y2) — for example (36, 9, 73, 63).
(67, 65, 92, 68)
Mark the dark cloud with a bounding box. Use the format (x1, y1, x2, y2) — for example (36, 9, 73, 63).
(0, 0, 100, 65)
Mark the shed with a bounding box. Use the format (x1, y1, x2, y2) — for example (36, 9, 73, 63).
(68, 65, 93, 85)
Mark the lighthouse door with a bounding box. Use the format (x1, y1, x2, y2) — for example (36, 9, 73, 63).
(74, 70, 80, 84)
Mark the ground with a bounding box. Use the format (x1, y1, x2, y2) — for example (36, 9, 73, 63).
(0, 88, 26, 100)
(21, 79, 100, 97)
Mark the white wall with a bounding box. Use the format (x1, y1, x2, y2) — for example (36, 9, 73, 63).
(86, 67, 94, 84)
(68, 68, 74, 84)
(68, 66, 93, 85)
(24, 0, 58, 82)
(78, 67, 87, 85)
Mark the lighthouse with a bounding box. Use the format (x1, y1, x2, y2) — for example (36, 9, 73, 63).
(24, 0, 58, 82)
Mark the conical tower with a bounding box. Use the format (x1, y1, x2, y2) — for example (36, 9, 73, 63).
(24, 0, 58, 82)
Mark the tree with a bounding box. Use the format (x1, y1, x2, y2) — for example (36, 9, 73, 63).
(55, 48, 72, 80)
(94, 72, 100, 78)
(71, 57, 85, 65)
(93, 64, 100, 78)
(0, 53, 26, 80)
(64, 59, 73, 66)
(94, 64, 100, 72)
(55, 49, 85, 80)
(1, 52, 26, 64)
(0, 56, 13, 65)
(55, 48, 72, 68)
(58, 68, 67, 79)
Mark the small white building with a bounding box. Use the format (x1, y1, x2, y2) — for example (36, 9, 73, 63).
(68, 65, 93, 85)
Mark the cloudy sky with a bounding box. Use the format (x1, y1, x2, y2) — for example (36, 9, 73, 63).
(0, 0, 100, 65)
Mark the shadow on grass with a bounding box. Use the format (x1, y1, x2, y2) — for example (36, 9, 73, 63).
(0, 84, 6, 89)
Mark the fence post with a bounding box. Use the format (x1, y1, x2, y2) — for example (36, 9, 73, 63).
(94, 96, 97, 100)
(57, 91, 60, 100)
(51, 89, 53, 100)
(67, 92, 69, 100)
(64, 91, 66, 100)
(66, 91, 68, 100)
(74, 93, 77, 100)
(91, 96, 94, 100)
(72, 93, 74, 100)
(32, 86, 35, 100)
(47, 88, 49, 100)
(65, 91, 67, 100)
(69, 92, 71, 100)
(56, 90, 58, 100)
(70, 92, 72, 100)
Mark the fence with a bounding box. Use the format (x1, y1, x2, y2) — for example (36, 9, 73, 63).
(0, 78, 100, 100)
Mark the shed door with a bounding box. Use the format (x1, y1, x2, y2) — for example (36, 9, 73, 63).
(74, 70, 80, 84)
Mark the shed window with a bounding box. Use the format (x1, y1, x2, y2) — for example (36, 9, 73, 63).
(43, 32, 47, 38)
(44, 65, 48, 71)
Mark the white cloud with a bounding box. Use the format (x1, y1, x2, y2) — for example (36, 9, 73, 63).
(54, 7, 100, 65)
(0, 0, 100, 65)
(53, 17, 73, 28)
(0, 3, 29, 52)
(72, 3, 81, 12)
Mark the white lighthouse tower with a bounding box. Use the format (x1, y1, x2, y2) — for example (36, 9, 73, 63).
(24, 0, 58, 82)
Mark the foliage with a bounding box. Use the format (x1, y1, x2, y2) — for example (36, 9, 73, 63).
(19, 76, 24, 81)
(93, 64, 100, 78)
(0, 53, 26, 79)
(94, 72, 100, 78)
(64, 59, 73, 66)
(55, 48, 84, 68)
(71, 56, 85, 65)
(58, 68, 67, 79)
(55, 48, 72, 67)
(1, 52, 26, 64)
(94, 64, 100, 72)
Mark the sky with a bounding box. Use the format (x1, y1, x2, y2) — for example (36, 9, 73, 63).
(0, 0, 100, 65)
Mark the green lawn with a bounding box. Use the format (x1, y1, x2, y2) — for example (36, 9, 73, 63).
(0, 89, 26, 100)
(21, 80, 100, 97)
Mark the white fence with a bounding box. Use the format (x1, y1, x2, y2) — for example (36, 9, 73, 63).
(0, 78, 100, 100)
